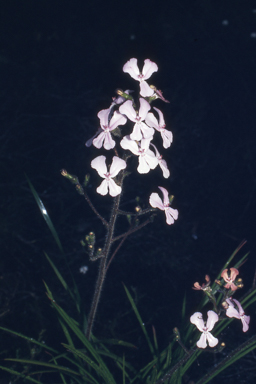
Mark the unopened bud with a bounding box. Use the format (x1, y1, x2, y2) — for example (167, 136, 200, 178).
(135, 206, 141, 213)
(83, 174, 90, 187)
(76, 184, 84, 195)
(169, 195, 174, 204)
(61, 169, 79, 184)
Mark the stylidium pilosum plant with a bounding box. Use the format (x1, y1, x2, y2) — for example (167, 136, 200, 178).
(62, 58, 178, 340)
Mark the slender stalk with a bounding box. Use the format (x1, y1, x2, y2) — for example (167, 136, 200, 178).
(85, 181, 123, 340)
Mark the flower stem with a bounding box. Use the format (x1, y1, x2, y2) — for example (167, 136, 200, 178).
(85, 182, 122, 340)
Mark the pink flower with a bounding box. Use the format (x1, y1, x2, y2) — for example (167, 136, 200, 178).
(149, 187, 178, 225)
(119, 98, 154, 141)
(145, 107, 173, 148)
(221, 268, 239, 291)
(91, 155, 126, 197)
(150, 143, 170, 178)
(226, 298, 250, 332)
(120, 136, 158, 174)
(123, 58, 158, 97)
(92, 110, 127, 150)
(190, 310, 219, 349)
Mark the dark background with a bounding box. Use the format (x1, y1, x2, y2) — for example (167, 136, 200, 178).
(1, 0, 256, 383)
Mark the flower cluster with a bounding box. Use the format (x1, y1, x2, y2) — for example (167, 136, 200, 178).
(86, 58, 178, 224)
(190, 267, 250, 349)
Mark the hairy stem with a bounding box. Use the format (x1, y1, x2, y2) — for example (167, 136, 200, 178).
(85, 180, 123, 340)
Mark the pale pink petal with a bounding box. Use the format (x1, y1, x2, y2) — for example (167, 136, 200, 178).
(98, 108, 111, 127)
(123, 58, 140, 80)
(161, 130, 173, 149)
(140, 122, 154, 139)
(241, 316, 250, 332)
(153, 107, 165, 127)
(230, 268, 239, 281)
(103, 131, 116, 150)
(109, 156, 126, 177)
(226, 305, 240, 319)
(130, 123, 143, 141)
(142, 59, 158, 80)
(138, 98, 151, 120)
(140, 81, 154, 97)
(206, 310, 219, 332)
(108, 179, 122, 197)
(119, 100, 137, 122)
(221, 269, 229, 280)
(149, 193, 164, 211)
(120, 135, 139, 155)
(165, 207, 178, 224)
(109, 111, 127, 129)
(145, 152, 158, 170)
(91, 156, 107, 178)
(96, 179, 109, 196)
(140, 138, 151, 151)
(159, 159, 170, 178)
(158, 186, 169, 206)
(93, 131, 106, 149)
(145, 112, 159, 129)
(190, 312, 204, 332)
(138, 156, 151, 174)
(197, 333, 207, 349)
(206, 333, 219, 347)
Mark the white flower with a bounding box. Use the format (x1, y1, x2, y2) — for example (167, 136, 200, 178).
(190, 310, 219, 349)
(226, 298, 250, 332)
(123, 58, 158, 97)
(91, 155, 126, 197)
(145, 107, 173, 149)
(92, 110, 127, 150)
(149, 187, 178, 225)
(120, 135, 158, 174)
(119, 98, 154, 141)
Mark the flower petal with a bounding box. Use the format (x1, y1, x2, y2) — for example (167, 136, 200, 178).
(158, 186, 169, 206)
(138, 98, 151, 120)
(108, 179, 122, 197)
(109, 156, 126, 177)
(142, 59, 158, 80)
(140, 81, 154, 97)
(206, 310, 219, 332)
(206, 332, 219, 347)
(91, 155, 107, 178)
(109, 111, 127, 130)
(138, 156, 151, 174)
(123, 58, 140, 80)
(165, 207, 178, 225)
(149, 193, 164, 211)
(103, 131, 116, 150)
(119, 100, 137, 122)
(190, 312, 204, 332)
(197, 333, 207, 349)
(96, 179, 109, 196)
(120, 135, 139, 155)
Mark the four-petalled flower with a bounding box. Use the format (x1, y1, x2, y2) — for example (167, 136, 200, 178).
(226, 298, 250, 332)
(221, 268, 239, 291)
(123, 58, 158, 97)
(119, 98, 154, 141)
(91, 155, 126, 197)
(145, 107, 173, 148)
(190, 310, 219, 349)
(93, 109, 127, 150)
(120, 135, 158, 174)
(149, 187, 178, 225)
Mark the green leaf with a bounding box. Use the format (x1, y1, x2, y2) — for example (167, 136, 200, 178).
(0, 365, 43, 383)
(123, 284, 155, 357)
(26, 175, 64, 253)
